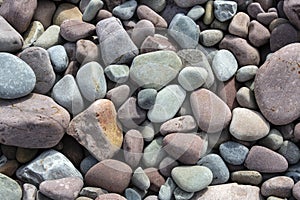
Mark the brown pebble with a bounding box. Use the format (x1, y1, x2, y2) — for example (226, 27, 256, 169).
(0, 160, 19, 176)
(60, 19, 96, 42)
(137, 5, 168, 28)
(248, 20, 270, 47)
(33, 0, 56, 29)
(228, 12, 250, 38)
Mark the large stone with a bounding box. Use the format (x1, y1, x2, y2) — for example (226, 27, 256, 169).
(67, 99, 123, 161)
(0, 173, 22, 200)
(130, 51, 182, 90)
(0, 16, 23, 52)
(254, 43, 300, 125)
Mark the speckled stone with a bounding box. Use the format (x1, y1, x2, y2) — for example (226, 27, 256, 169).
(236, 65, 258, 82)
(0, 173, 22, 200)
(228, 12, 250, 38)
(160, 115, 197, 135)
(34, 25, 62, 49)
(219, 141, 249, 165)
(213, 1, 238, 22)
(200, 29, 224, 47)
(47, 45, 69, 73)
(112, 0, 137, 20)
(123, 130, 144, 168)
(104, 64, 129, 83)
(178, 67, 208, 91)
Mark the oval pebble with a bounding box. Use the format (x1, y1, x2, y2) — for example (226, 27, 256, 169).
(200, 29, 224, 47)
(231, 171, 262, 185)
(219, 141, 249, 165)
(214, 1, 238, 22)
(236, 65, 258, 82)
(137, 89, 157, 110)
(258, 129, 283, 151)
(278, 141, 300, 165)
(112, 0, 137, 20)
(125, 188, 142, 200)
(261, 176, 294, 198)
(83, 0, 104, 22)
(104, 64, 129, 83)
(178, 67, 208, 91)
(160, 115, 197, 135)
(47, 45, 69, 73)
(132, 167, 150, 191)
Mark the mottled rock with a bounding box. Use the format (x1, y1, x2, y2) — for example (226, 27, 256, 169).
(188, 5, 205, 21)
(160, 115, 197, 135)
(199, 29, 224, 47)
(47, 45, 69, 73)
(0, 16, 23, 52)
(22, 183, 37, 200)
(76, 39, 100, 64)
(139, 0, 166, 12)
(104, 64, 129, 83)
(145, 168, 166, 192)
(112, 0, 137, 20)
(0, 173, 22, 200)
(141, 35, 177, 53)
(22, 21, 44, 49)
(137, 89, 157, 110)
(219, 141, 249, 165)
(131, 20, 155, 48)
(214, 1, 237, 22)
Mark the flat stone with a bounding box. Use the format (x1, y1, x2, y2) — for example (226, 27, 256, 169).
(34, 25, 62, 49)
(160, 115, 197, 135)
(199, 29, 224, 47)
(236, 87, 257, 109)
(33, 0, 56, 29)
(159, 178, 176, 200)
(192, 183, 261, 200)
(245, 145, 288, 173)
(85, 159, 132, 193)
(106, 84, 130, 108)
(163, 133, 206, 164)
(261, 176, 294, 198)
(0, 173, 22, 200)
(132, 167, 150, 191)
(283, 0, 300, 30)
(248, 20, 270, 47)
(123, 130, 144, 168)
(190, 88, 232, 133)
(82, 0, 104, 22)
(219, 35, 260, 66)
(112, 0, 137, 20)
(270, 23, 298, 52)
(231, 171, 262, 185)
(178, 66, 208, 91)
(142, 137, 167, 168)
(0, 53, 36, 99)
(137, 5, 167, 28)
(39, 177, 84, 200)
(16, 149, 83, 185)
(254, 43, 300, 125)
(278, 141, 300, 165)
(168, 14, 200, 49)
(145, 168, 166, 192)
(236, 65, 258, 82)
(104, 64, 129, 83)
(96, 17, 138, 66)
(131, 19, 155, 47)
(219, 141, 249, 165)
(228, 12, 250, 38)
(0, 0, 37, 33)
(139, 0, 166, 12)
(188, 5, 205, 21)
(137, 89, 157, 110)
(76, 62, 107, 102)
(148, 85, 186, 123)
(47, 45, 69, 73)
(0, 16, 23, 52)
(60, 20, 96, 42)
(230, 108, 270, 141)
(52, 74, 85, 115)
(22, 183, 37, 200)
(214, 1, 238, 22)
(53, 3, 82, 26)
(67, 99, 123, 161)
(96, 194, 126, 200)
(197, 154, 230, 185)
(172, 166, 213, 193)
(22, 21, 44, 49)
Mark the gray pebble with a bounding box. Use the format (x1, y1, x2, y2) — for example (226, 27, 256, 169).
(0, 173, 22, 200)
(138, 120, 156, 142)
(106, 84, 130, 108)
(187, 5, 205, 21)
(159, 177, 176, 200)
(258, 129, 284, 151)
(159, 156, 179, 177)
(142, 137, 167, 167)
(83, 0, 104, 21)
(236, 65, 258, 82)
(178, 67, 208, 91)
(214, 1, 238, 22)
(104, 64, 129, 83)
(112, 0, 138, 20)
(139, 0, 166, 13)
(125, 188, 142, 200)
(219, 141, 249, 165)
(278, 140, 300, 165)
(173, 187, 194, 200)
(47, 45, 69, 73)
(132, 167, 151, 191)
(80, 155, 98, 175)
(236, 87, 257, 109)
(199, 29, 224, 47)
(0, 16, 23, 52)
(137, 89, 157, 110)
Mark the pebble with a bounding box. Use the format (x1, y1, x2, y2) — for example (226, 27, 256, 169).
(85, 159, 132, 193)
(219, 141, 249, 165)
(148, 85, 186, 123)
(137, 89, 157, 110)
(178, 67, 208, 91)
(158, 177, 176, 200)
(258, 129, 284, 150)
(80, 155, 98, 175)
(172, 166, 213, 193)
(187, 5, 205, 21)
(47, 45, 69, 73)
(76, 62, 107, 102)
(125, 188, 142, 200)
(53, 3, 83, 26)
(193, 183, 261, 200)
(219, 35, 260, 66)
(145, 168, 166, 192)
(190, 88, 232, 133)
(131, 19, 155, 47)
(16, 148, 38, 164)
(138, 121, 155, 142)
(60, 20, 96, 42)
(236, 87, 257, 109)
(16, 149, 82, 185)
(174, 0, 208, 8)
(248, 20, 271, 47)
(261, 176, 294, 198)
(213, 1, 238, 22)
(96, 17, 138, 66)
(137, 5, 168, 28)
(52, 74, 85, 115)
(278, 141, 300, 165)
(295, 123, 300, 140)
(212, 49, 238, 81)
(173, 187, 194, 200)
(67, 99, 123, 161)
(0, 160, 19, 177)
(112, 0, 137, 20)
(96, 193, 126, 200)
(19, 47, 56, 94)
(247, 2, 264, 18)
(257, 12, 278, 26)
(0, 0, 37, 33)
(34, 25, 62, 49)
(22, 183, 37, 200)
(104, 64, 129, 83)
(199, 29, 224, 47)
(163, 133, 206, 164)
(0, 16, 23, 52)
(283, 0, 300, 30)
(141, 35, 177, 53)
(0, 173, 22, 200)
(244, 145, 288, 173)
(159, 157, 179, 177)
(160, 115, 197, 135)
(1, 145, 16, 160)
(198, 154, 230, 185)
(33, 0, 56, 29)
(83, 0, 104, 22)
(254, 43, 300, 125)
(270, 23, 298, 52)
(142, 137, 167, 168)
(230, 108, 270, 141)
(168, 14, 200, 49)
(123, 130, 144, 168)
(132, 167, 151, 191)
(130, 51, 182, 90)
(203, 0, 214, 25)
(228, 12, 250, 38)
(80, 187, 107, 199)
(22, 21, 44, 49)
(39, 177, 84, 200)
(293, 181, 300, 200)
(231, 170, 262, 185)
(76, 39, 101, 65)
(236, 65, 258, 82)
(106, 85, 130, 108)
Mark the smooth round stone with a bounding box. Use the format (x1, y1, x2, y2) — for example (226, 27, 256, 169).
(236, 87, 257, 109)
(236, 65, 258, 82)
(137, 5, 168, 28)
(80, 155, 98, 175)
(83, 0, 104, 21)
(160, 115, 197, 135)
(76, 39, 101, 65)
(254, 43, 300, 125)
(231, 171, 262, 185)
(283, 0, 300, 30)
(137, 89, 157, 110)
(0, 53, 36, 99)
(171, 166, 213, 193)
(214, 1, 237, 22)
(228, 12, 250, 38)
(230, 108, 270, 141)
(159, 177, 176, 200)
(0, 173, 22, 200)
(212, 49, 238, 81)
(138, 121, 155, 142)
(33, 25, 62, 49)
(53, 3, 83, 26)
(173, 187, 194, 200)
(123, 130, 144, 168)
(22, 21, 44, 49)
(247, 2, 264, 18)
(219, 141, 249, 165)
(245, 146, 288, 173)
(60, 19, 96, 42)
(106, 85, 130, 108)
(187, 5, 205, 21)
(258, 129, 284, 151)
(261, 176, 294, 198)
(104, 64, 129, 83)
(131, 19, 155, 47)
(125, 188, 141, 200)
(178, 67, 208, 91)
(200, 29, 224, 47)
(198, 154, 230, 185)
(132, 167, 150, 191)
(144, 168, 166, 192)
(278, 141, 300, 165)
(142, 137, 167, 168)
(293, 181, 300, 200)
(168, 13, 200, 49)
(76, 62, 107, 102)
(112, 0, 137, 20)
(248, 20, 271, 47)
(47, 45, 69, 73)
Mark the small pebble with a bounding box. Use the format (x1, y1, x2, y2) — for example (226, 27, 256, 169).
(47, 45, 69, 73)
(178, 67, 208, 91)
(236, 87, 257, 109)
(278, 141, 300, 165)
(231, 170, 262, 185)
(187, 5, 205, 21)
(219, 141, 249, 165)
(132, 167, 151, 191)
(214, 1, 238, 22)
(261, 176, 294, 198)
(112, 0, 137, 20)
(173, 187, 194, 200)
(236, 65, 258, 82)
(200, 29, 224, 47)
(137, 89, 157, 110)
(83, 0, 104, 22)
(125, 188, 142, 200)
